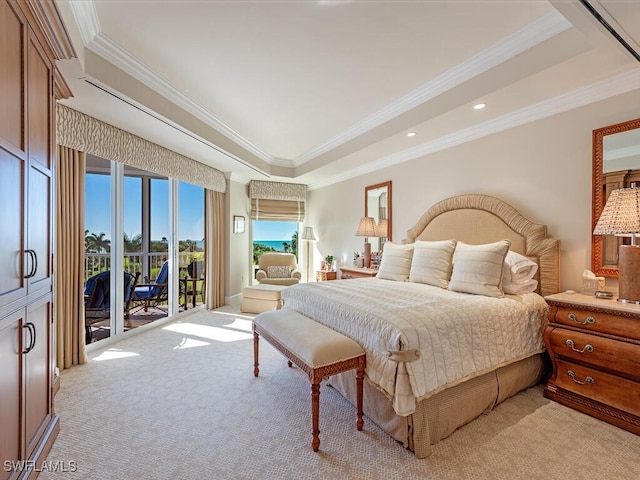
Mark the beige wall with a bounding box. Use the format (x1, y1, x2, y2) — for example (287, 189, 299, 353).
(306, 89, 640, 292)
(225, 178, 252, 303)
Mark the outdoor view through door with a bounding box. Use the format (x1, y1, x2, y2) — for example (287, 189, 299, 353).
(252, 221, 299, 283)
(84, 157, 205, 343)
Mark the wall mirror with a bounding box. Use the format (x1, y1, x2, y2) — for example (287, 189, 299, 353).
(592, 118, 640, 278)
(365, 181, 392, 252)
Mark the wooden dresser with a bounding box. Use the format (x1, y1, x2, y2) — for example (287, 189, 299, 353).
(544, 292, 640, 435)
(339, 267, 378, 279)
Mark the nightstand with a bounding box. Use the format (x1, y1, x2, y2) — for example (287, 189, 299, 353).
(339, 267, 378, 279)
(316, 270, 336, 281)
(544, 292, 640, 435)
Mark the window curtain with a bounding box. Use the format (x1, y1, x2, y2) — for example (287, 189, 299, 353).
(205, 189, 226, 309)
(55, 145, 88, 369)
(249, 180, 306, 221)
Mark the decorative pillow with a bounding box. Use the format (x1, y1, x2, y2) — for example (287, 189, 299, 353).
(502, 250, 538, 285)
(409, 239, 457, 288)
(376, 242, 414, 282)
(267, 265, 291, 278)
(448, 240, 511, 297)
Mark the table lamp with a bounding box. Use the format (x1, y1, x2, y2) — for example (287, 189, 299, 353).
(356, 217, 377, 269)
(593, 186, 640, 304)
(301, 226, 317, 282)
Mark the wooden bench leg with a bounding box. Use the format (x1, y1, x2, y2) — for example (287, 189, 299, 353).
(356, 363, 365, 431)
(311, 381, 321, 452)
(253, 331, 260, 377)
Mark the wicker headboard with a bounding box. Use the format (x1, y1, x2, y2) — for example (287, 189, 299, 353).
(405, 194, 560, 296)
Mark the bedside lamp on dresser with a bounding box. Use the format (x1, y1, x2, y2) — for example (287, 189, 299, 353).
(593, 186, 640, 304)
(355, 217, 377, 269)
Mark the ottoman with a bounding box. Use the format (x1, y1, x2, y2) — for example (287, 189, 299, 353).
(241, 284, 288, 314)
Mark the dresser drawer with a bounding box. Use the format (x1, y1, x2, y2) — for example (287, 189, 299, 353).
(551, 305, 640, 341)
(555, 359, 640, 417)
(548, 328, 640, 381)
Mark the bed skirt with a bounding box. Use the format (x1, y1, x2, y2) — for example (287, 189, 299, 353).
(326, 353, 548, 458)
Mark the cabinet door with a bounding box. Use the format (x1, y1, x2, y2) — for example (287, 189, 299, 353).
(0, 1, 27, 309)
(0, 308, 24, 480)
(26, 31, 53, 297)
(23, 294, 53, 459)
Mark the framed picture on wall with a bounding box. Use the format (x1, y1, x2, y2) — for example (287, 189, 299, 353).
(233, 215, 245, 234)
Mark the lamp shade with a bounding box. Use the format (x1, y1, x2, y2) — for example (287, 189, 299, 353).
(593, 187, 640, 236)
(376, 219, 388, 238)
(301, 226, 317, 241)
(356, 217, 377, 237)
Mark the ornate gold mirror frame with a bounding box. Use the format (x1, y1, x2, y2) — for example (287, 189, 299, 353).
(592, 118, 640, 278)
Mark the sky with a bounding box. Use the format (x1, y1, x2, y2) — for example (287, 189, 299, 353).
(85, 173, 297, 242)
(84, 174, 204, 241)
(253, 221, 298, 241)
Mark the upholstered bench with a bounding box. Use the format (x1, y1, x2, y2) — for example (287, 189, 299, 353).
(252, 309, 366, 452)
(241, 284, 288, 314)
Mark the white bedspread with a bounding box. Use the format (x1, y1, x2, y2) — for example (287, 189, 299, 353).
(281, 278, 548, 416)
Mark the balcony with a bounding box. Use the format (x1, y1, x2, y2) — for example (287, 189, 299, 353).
(84, 252, 204, 342)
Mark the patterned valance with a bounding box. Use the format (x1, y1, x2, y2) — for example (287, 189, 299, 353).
(249, 181, 307, 221)
(56, 104, 226, 192)
(249, 180, 306, 201)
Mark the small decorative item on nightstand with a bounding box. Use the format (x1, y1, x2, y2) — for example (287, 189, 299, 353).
(316, 271, 337, 281)
(324, 255, 334, 272)
(543, 291, 640, 435)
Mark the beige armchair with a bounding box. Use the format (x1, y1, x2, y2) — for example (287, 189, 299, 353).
(256, 253, 301, 286)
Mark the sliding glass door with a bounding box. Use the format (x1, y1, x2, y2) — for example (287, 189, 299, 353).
(84, 158, 205, 343)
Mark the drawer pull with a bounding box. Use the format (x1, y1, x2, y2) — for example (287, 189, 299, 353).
(567, 313, 595, 325)
(565, 339, 594, 354)
(567, 370, 594, 385)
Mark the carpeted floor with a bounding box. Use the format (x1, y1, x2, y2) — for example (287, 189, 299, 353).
(41, 306, 640, 480)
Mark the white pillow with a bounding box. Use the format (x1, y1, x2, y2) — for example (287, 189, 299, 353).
(448, 240, 511, 297)
(502, 250, 538, 284)
(409, 239, 457, 288)
(503, 279, 538, 295)
(376, 242, 414, 282)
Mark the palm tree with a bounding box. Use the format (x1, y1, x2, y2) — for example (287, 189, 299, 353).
(86, 232, 110, 253)
(124, 232, 142, 252)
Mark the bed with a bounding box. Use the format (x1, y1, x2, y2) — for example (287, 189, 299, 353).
(281, 194, 560, 458)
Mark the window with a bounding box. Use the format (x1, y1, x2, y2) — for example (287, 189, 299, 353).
(84, 162, 208, 343)
(252, 220, 299, 265)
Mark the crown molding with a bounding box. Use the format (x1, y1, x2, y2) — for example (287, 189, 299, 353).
(68, 0, 274, 165)
(295, 9, 571, 166)
(68, 0, 101, 46)
(67, 2, 570, 170)
(308, 68, 640, 190)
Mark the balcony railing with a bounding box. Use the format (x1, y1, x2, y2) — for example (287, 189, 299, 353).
(85, 252, 200, 282)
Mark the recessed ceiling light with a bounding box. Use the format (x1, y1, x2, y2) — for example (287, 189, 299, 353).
(407, 132, 417, 137)
(473, 103, 486, 110)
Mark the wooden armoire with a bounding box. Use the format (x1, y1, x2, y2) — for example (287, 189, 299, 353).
(0, 1, 73, 478)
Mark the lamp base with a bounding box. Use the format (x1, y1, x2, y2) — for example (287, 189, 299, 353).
(364, 242, 371, 269)
(618, 245, 640, 304)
